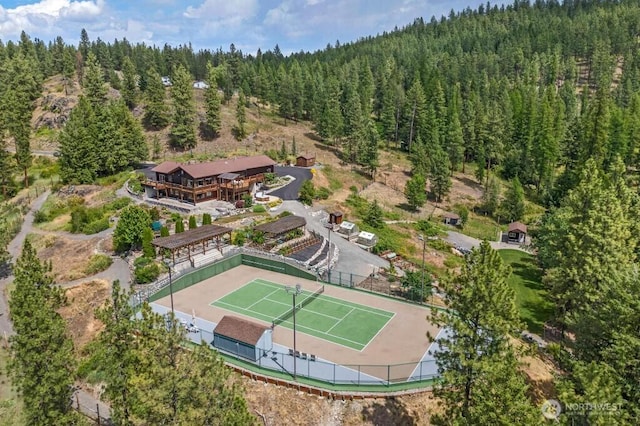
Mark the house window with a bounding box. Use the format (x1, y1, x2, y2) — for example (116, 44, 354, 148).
(197, 179, 203, 187)
(159, 175, 165, 182)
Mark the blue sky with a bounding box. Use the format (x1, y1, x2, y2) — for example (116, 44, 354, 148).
(0, 0, 507, 55)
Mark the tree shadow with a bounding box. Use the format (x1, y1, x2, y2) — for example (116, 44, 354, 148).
(361, 397, 416, 426)
(304, 132, 323, 142)
(0, 262, 11, 279)
(396, 202, 419, 213)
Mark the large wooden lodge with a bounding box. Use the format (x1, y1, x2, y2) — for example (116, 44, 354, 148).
(143, 155, 276, 204)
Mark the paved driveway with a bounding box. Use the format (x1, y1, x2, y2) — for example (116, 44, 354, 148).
(269, 166, 312, 200)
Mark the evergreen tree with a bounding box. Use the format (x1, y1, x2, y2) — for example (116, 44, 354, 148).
(404, 172, 427, 211)
(0, 138, 15, 198)
(121, 56, 138, 109)
(501, 177, 526, 222)
(175, 219, 185, 233)
(169, 65, 197, 149)
(188, 216, 197, 229)
(481, 175, 501, 216)
(428, 147, 452, 203)
(363, 199, 384, 229)
(235, 89, 247, 140)
(62, 47, 76, 95)
(84, 52, 107, 109)
(144, 67, 170, 129)
(358, 119, 380, 179)
(58, 96, 98, 183)
(93, 281, 138, 425)
(447, 88, 465, 172)
(204, 63, 222, 137)
(202, 213, 212, 225)
(429, 242, 538, 425)
(142, 227, 156, 258)
(9, 240, 79, 425)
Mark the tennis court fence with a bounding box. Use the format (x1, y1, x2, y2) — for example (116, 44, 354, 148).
(189, 328, 437, 387)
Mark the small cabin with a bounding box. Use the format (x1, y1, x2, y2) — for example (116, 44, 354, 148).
(337, 221, 359, 239)
(443, 212, 460, 226)
(296, 153, 316, 167)
(213, 316, 273, 361)
(507, 222, 527, 244)
(356, 231, 378, 248)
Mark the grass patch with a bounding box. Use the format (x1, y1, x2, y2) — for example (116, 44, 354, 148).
(84, 254, 113, 275)
(0, 347, 24, 426)
(321, 165, 344, 191)
(461, 212, 501, 241)
(498, 250, 553, 334)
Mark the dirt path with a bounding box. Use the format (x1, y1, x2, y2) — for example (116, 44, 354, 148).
(0, 190, 113, 421)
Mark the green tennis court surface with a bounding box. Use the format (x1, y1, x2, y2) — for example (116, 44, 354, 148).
(210, 279, 394, 350)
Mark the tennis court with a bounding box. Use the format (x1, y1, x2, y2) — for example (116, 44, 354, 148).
(211, 279, 394, 351)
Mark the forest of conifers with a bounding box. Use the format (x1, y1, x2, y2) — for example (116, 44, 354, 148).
(0, 0, 639, 424)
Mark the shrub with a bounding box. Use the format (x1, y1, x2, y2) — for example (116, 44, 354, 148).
(142, 227, 156, 258)
(202, 213, 212, 225)
(84, 254, 113, 275)
(232, 231, 246, 246)
(83, 218, 109, 234)
(299, 180, 315, 205)
(33, 209, 48, 223)
(148, 206, 161, 221)
(105, 197, 131, 212)
(128, 179, 143, 194)
(235, 200, 245, 209)
(264, 173, 277, 184)
(277, 210, 293, 218)
(188, 216, 197, 229)
(416, 220, 441, 237)
(253, 204, 266, 213)
(427, 238, 451, 251)
(135, 262, 160, 284)
(242, 194, 253, 208)
(315, 186, 332, 200)
(134, 256, 152, 267)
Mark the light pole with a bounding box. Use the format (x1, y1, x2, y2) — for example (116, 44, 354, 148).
(326, 226, 331, 283)
(417, 234, 426, 304)
(285, 284, 302, 379)
(163, 259, 175, 314)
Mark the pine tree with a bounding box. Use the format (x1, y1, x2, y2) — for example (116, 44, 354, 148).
(235, 89, 247, 140)
(0, 138, 15, 198)
(93, 281, 139, 425)
(58, 96, 99, 183)
(481, 175, 501, 216)
(363, 199, 384, 229)
(204, 63, 222, 137)
(428, 147, 452, 203)
(175, 219, 185, 233)
(169, 65, 197, 149)
(429, 241, 538, 425)
(447, 85, 465, 172)
(121, 56, 138, 109)
(404, 172, 427, 211)
(142, 227, 156, 258)
(83, 52, 107, 109)
(9, 240, 79, 425)
(501, 176, 526, 223)
(144, 67, 169, 129)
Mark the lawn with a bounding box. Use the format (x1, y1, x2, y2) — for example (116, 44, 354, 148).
(461, 212, 501, 241)
(498, 250, 553, 334)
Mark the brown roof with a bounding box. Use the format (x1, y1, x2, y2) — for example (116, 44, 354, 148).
(508, 222, 527, 233)
(214, 315, 269, 345)
(151, 224, 232, 250)
(443, 212, 460, 220)
(254, 215, 306, 235)
(181, 155, 276, 179)
(151, 161, 181, 174)
(297, 153, 315, 160)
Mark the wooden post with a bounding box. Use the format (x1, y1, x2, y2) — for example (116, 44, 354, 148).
(96, 403, 101, 425)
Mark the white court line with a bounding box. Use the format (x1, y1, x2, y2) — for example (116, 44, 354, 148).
(245, 288, 282, 310)
(360, 312, 396, 352)
(408, 327, 446, 381)
(325, 307, 355, 334)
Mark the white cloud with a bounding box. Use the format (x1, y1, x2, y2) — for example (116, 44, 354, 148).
(0, 0, 105, 38)
(184, 0, 258, 21)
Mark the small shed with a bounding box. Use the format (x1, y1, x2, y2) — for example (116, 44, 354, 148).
(356, 231, 378, 248)
(296, 153, 316, 167)
(213, 316, 273, 361)
(443, 212, 460, 226)
(337, 221, 359, 238)
(507, 222, 527, 243)
(329, 211, 343, 225)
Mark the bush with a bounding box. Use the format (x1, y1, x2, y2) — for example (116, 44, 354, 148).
(188, 216, 197, 229)
(235, 200, 245, 209)
(264, 173, 277, 184)
(33, 209, 48, 223)
(242, 194, 253, 208)
(315, 186, 332, 200)
(128, 179, 143, 194)
(135, 262, 160, 284)
(84, 254, 113, 275)
(83, 218, 110, 234)
(253, 204, 267, 213)
(232, 231, 246, 246)
(299, 180, 315, 205)
(148, 206, 161, 221)
(202, 213, 212, 225)
(277, 210, 293, 218)
(134, 256, 152, 267)
(427, 238, 451, 251)
(105, 197, 131, 212)
(416, 220, 441, 237)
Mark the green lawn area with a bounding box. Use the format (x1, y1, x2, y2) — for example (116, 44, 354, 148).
(498, 250, 553, 334)
(461, 212, 501, 241)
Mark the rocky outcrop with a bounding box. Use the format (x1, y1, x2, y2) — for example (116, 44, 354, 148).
(34, 94, 76, 130)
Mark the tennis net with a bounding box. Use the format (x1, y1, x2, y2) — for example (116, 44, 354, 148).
(271, 285, 325, 328)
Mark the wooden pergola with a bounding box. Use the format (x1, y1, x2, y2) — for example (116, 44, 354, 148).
(253, 215, 306, 237)
(152, 224, 232, 264)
